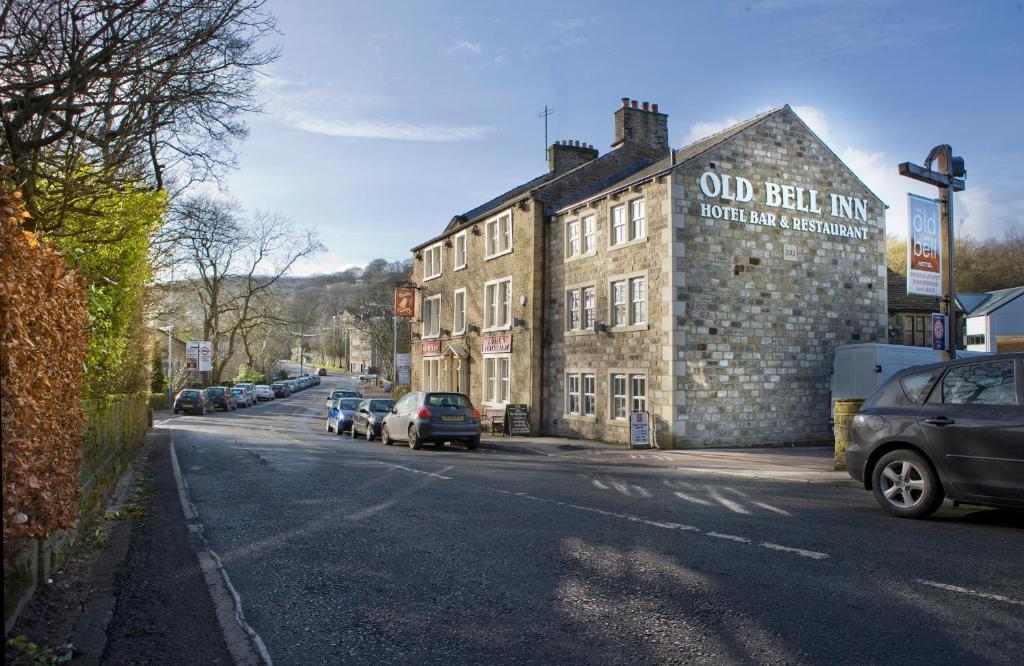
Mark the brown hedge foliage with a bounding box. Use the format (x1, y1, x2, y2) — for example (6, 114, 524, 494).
(1, 172, 89, 552)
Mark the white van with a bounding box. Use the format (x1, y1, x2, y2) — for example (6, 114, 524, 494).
(829, 344, 986, 420)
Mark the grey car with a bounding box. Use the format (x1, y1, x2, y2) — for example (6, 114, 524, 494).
(380, 392, 481, 450)
(351, 398, 395, 440)
(844, 353, 1024, 518)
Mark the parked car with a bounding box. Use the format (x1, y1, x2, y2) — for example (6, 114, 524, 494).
(327, 397, 363, 434)
(352, 399, 396, 440)
(205, 386, 237, 411)
(381, 392, 481, 450)
(327, 389, 362, 412)
(254, 385, 275, 401)
(235, 382, 256, 396)
(173, 389, 208, 415)
(359, 372, 378, 382)
(286, 379, 299, 393)
(845, 353, 1024, 518)
(317, 367, 327, 376)
(271, 381, 290, 398)
(232, 387, 253, 408)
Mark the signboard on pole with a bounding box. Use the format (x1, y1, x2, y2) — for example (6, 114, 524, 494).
(931, 313, 948, 352)
(396, 353, 411, 384)
(907, 194, 942, 297)
(394, 287, 416, 318)
(629, 410, 651, 448)
(185, 341, 200, 372)
(198, 340, 213, 372)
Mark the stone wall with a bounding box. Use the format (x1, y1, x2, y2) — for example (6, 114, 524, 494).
(671, 108, 887, 447)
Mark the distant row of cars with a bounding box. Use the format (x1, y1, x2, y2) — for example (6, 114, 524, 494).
(172, 373, 322, 415)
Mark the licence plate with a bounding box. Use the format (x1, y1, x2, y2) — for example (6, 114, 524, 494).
(181, 403, 193, 407)
(442, 415, 463, 422)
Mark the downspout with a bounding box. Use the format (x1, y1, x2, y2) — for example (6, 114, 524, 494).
(537, 202, 546, 435)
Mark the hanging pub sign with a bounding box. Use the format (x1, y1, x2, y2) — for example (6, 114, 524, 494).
(394, 287, 416, 317)
(907, 194, 942, 297)
(482, 334, 512, 354)
(421, 340, 440, 357)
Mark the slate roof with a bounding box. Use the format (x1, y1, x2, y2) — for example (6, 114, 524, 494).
(962, 286, 1024, 317)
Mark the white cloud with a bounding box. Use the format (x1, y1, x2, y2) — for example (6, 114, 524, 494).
(685, 118, 740, 144)
(791, 105, 829, 142)
(446, 40, 482, 55)
(280, 110, 492, 142)
(290, 249, 360, 277)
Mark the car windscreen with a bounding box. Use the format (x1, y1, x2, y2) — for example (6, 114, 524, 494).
(181, 391, 201, 398)
(338, 399, 362, 410)
(369, 400, 395, 412)
(425, 393, 471, 408)
(208, 388, 225, 395)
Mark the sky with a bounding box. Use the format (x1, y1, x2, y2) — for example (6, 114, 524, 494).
(221, 0, 1024, 275)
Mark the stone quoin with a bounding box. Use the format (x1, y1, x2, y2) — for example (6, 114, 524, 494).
(408, 101, 886, 448)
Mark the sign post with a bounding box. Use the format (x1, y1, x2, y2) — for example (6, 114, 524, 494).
(197, 340, 213, 372)
(629, 410, 651, 449)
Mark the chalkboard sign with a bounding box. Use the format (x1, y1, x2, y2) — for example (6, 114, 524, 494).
(504, 404, 530, 435)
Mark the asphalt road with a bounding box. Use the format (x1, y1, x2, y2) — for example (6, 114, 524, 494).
(159, 366, 1024, 665)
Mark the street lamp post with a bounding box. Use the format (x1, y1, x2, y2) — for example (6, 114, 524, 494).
(898, 145, 967, 360)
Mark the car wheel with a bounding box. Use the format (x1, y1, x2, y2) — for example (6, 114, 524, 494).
(381, 425, 392, 446)
(465, 437, 480, 450)
(408, 426, 422, 450)
(326, 421, 333, 432)
(872, 449, 944, 519)
(365, 426, 374, 441)
(337, 423, 345, 436)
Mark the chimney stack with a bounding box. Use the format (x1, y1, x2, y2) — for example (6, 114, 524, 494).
(548, 139, 599, 174)
(611, 97, 668, 153)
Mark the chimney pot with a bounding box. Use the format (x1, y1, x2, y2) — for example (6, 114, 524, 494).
(652, 103, 659, 113)
(630, 99, 638, 109)
(621, 97, 630, 107)
(642, 101, 650, 111)
(574, 140, 580, 147)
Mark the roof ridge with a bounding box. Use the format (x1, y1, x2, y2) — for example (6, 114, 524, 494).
(671, 105, 786, 161)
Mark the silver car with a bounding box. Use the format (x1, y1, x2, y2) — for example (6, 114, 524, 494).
(380, 392, 481, 450)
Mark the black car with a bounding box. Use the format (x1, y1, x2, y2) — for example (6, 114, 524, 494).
(845, 353, 1024, 518)
(272, 382, 290, 398)
(352, 398, 396, 440)
(173, 389, 208, 415)
(205, 386, 237, 411)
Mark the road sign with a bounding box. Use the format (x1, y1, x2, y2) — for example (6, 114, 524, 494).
(185, 341, 200, 372)
(396, 353, 411, 384)
(629, 410, 651, 448)
(198, 340, 213, 372)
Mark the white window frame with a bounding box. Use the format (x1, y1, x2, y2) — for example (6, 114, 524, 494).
(609, 271, 648, 330)
(566, 219, 581, 258)
(423, 358, 440, 391)
(582, 215, 595, 254)
(423, 294, 441, 338)
(423, 243, 443, 280)
(566, 289, 581, 331)
(566, 373, 581, 415)
(454, 230, 468, 270)
(582, 286, 596, 330)
(483, 276, 512, 332)
(629, 198, 646, 241)
(631, 374, 647, 413)
(453, 288, 466, 335)
(611, 204, 627, 246)
(611, 374, 627, 420)
(582, 373, 596, 416)
(483, 354, 511, 406)
(485, 212, 513, 259)
(611, 280, 627, 327)
(630, 276, 646, 325)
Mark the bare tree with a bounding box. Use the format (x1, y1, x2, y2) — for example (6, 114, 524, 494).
(163, 195, 323, 382)
(1, 0, 278, 239)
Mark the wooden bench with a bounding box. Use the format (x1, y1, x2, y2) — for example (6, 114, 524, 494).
(484, 408, 505, 436)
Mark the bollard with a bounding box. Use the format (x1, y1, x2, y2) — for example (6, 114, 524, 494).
(833, 399, 864, 471)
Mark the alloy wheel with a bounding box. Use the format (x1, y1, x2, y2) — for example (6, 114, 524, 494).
(879, 460, 927, 509)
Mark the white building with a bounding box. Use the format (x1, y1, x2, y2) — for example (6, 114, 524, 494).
(963, 287, 1024, 352)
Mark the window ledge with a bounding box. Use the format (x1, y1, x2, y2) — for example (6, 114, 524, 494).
(484, 249, 513, 261)
(606, 419, 628, 427)
(421, 334, 441, 340)
(423, 274, 442, 282)
(608, 236, 648, 251)
(610, 323, 649, 333)
(454, 264, 467, 271)
(565, 329, 597, 337)
(565, 251, 597, 264)
(562, 414, 597, 423)
(482, 325, 513, 333)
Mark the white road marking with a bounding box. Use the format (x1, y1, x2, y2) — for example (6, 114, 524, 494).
(753, 502, 792, 516)
(708, 490, 751, 515)
(591, 479, 609, 490)
(674, 491, 713, 506)
(377, 461, 452, 480)
(707, 532, 751, 544)
(918, 579, 1024, 606)
(760, 542, 830, 560)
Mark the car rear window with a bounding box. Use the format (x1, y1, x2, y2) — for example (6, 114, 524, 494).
(899, 371, 936, 403)
(425, 393, 471, 408)
(338, 399, 362, 410)
(942, 360, 1017, 406)
(181, 390, 201, 398)
(208, 387, 225, 395)
(369, 400, 394, 412)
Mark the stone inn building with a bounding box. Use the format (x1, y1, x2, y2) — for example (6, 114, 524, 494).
(409, 100, 887, 448)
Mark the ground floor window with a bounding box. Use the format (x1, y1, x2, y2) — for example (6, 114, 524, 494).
(611, 374, 627, 419)
(483, 355, 510, 404)
(631, 375, 647, 413)
(423, 358, 440, 391)
(566, 374, 580, 414)
(610, 373, 646, 420)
